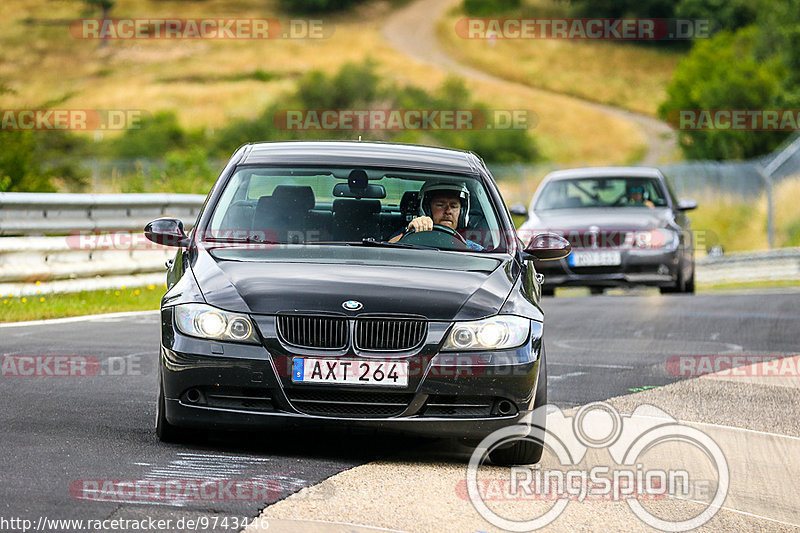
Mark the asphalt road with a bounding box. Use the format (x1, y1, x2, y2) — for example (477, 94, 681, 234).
(1, 290, 798, 532)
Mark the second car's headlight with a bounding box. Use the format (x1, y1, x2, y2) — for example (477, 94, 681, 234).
(443, 316, 531, 351)
(174, 303, 257, 343)
(635, 229, 677, 249)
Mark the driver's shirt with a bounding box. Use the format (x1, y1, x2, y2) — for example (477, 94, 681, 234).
(389, 229, 484, 251)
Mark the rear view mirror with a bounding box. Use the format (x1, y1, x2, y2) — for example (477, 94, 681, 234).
(509, 203, 528, 217)
(522, 232, 571, 261)
(333, 182, 386, 199)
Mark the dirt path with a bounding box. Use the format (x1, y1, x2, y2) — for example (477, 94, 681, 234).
(381, 0, 678, 166)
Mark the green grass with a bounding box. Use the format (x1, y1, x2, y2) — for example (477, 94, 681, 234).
(697, 279, 800, 292)
(0, 284, 164, 323)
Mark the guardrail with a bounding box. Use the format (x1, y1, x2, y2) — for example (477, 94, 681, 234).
(0, 192, 204, 296)
(0, 192, 205, 235)
(0, 193, 798, 296)
(696, 247, 800, 285)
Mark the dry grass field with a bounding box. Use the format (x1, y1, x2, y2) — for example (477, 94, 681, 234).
(436, 1, 682, 116)
(0, 0, 650, 164)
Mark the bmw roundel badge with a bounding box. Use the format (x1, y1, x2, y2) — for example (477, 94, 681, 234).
(342, 300, 363, 311)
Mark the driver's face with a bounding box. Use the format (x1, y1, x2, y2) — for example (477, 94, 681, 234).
(430, 194, 461, 229)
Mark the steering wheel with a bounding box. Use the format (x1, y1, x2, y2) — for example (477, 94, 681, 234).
(399, 224, 471, 250)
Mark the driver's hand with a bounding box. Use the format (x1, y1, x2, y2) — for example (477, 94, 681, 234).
(407, 216, 434, 233)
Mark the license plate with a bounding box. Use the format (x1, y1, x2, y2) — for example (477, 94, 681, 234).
(568, 251, 622, 267)
(292, 358, 409, 387)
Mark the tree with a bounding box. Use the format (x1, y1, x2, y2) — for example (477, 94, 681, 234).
(659, 28, 787, 159)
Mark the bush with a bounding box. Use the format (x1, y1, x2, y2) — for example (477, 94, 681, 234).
(462, 0, 521, 16)
(0, 131, 55, 192)
(111, 111, 187, 158)
(277, 0, 365, 14)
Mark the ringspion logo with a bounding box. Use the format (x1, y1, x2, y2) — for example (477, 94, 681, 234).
(466, 403, 728, 531)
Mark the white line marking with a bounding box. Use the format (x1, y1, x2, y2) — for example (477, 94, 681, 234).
(666, 493, 800, 528)
(629, 414, 800, 442)
(549, 362, 635, 369)
(549, 371, 588, 381)
(0, 310, 158, 328)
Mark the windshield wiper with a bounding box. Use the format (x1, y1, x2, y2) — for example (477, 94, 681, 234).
(203, 236, 281, 244)
(354, 238, 439, 250)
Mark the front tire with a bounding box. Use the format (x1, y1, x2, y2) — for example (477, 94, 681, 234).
(489, 348, 547, 466)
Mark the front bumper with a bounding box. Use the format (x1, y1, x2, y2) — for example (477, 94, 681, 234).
(537, 248, 680, 288)
(159, 309, 542, 439)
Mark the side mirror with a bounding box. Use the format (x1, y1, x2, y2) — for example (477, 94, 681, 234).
(522, 232, 571, 261)
(144, 217, 190, 247)
(509, 203, 528, 218)
(677, 198, 697, 211)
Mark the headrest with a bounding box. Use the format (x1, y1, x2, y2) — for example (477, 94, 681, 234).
(271, 185, 315, 212)
(399, 191, 419, 221)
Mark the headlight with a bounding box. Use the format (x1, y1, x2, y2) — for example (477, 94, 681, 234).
(635, 229, 677, 249)
(174, 303, 257, 343)
(443, 316, 531, 351)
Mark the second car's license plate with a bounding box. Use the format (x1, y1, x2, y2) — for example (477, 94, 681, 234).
(292, 358, 409, 387)
(569, 251, 622, 267)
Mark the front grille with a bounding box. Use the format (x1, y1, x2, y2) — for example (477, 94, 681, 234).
(285, 388, 413, 418)
(567, 230, 629, 250)
(568, 266, 620, 275)
(355, 318, 427, 351)
(277, 315, 348, 349)
(421, 395, 495, 418)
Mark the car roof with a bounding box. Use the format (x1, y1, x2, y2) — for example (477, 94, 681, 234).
(240, 141, 483, 175)
(543, 166, 664, 181)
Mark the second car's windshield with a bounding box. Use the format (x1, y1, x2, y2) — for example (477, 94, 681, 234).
(204, 166, 507, 252)
(535, 177, 668, 210)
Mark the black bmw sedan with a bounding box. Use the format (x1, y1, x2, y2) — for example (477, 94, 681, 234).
(145, 141, 569, 465)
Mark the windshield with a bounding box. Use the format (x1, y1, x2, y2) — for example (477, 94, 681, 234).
(535, 177, 668, 210)
(203, 166, 508, 252)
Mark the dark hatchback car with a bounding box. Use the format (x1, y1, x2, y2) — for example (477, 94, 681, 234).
(514, 167, 697, 295)
(145, 141, 570, 465)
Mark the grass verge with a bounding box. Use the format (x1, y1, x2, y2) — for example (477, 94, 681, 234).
(0, 285, 164, 323)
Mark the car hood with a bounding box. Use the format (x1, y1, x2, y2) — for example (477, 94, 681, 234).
(522, 208, 673, 232)
(190, 245, 517, 321)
